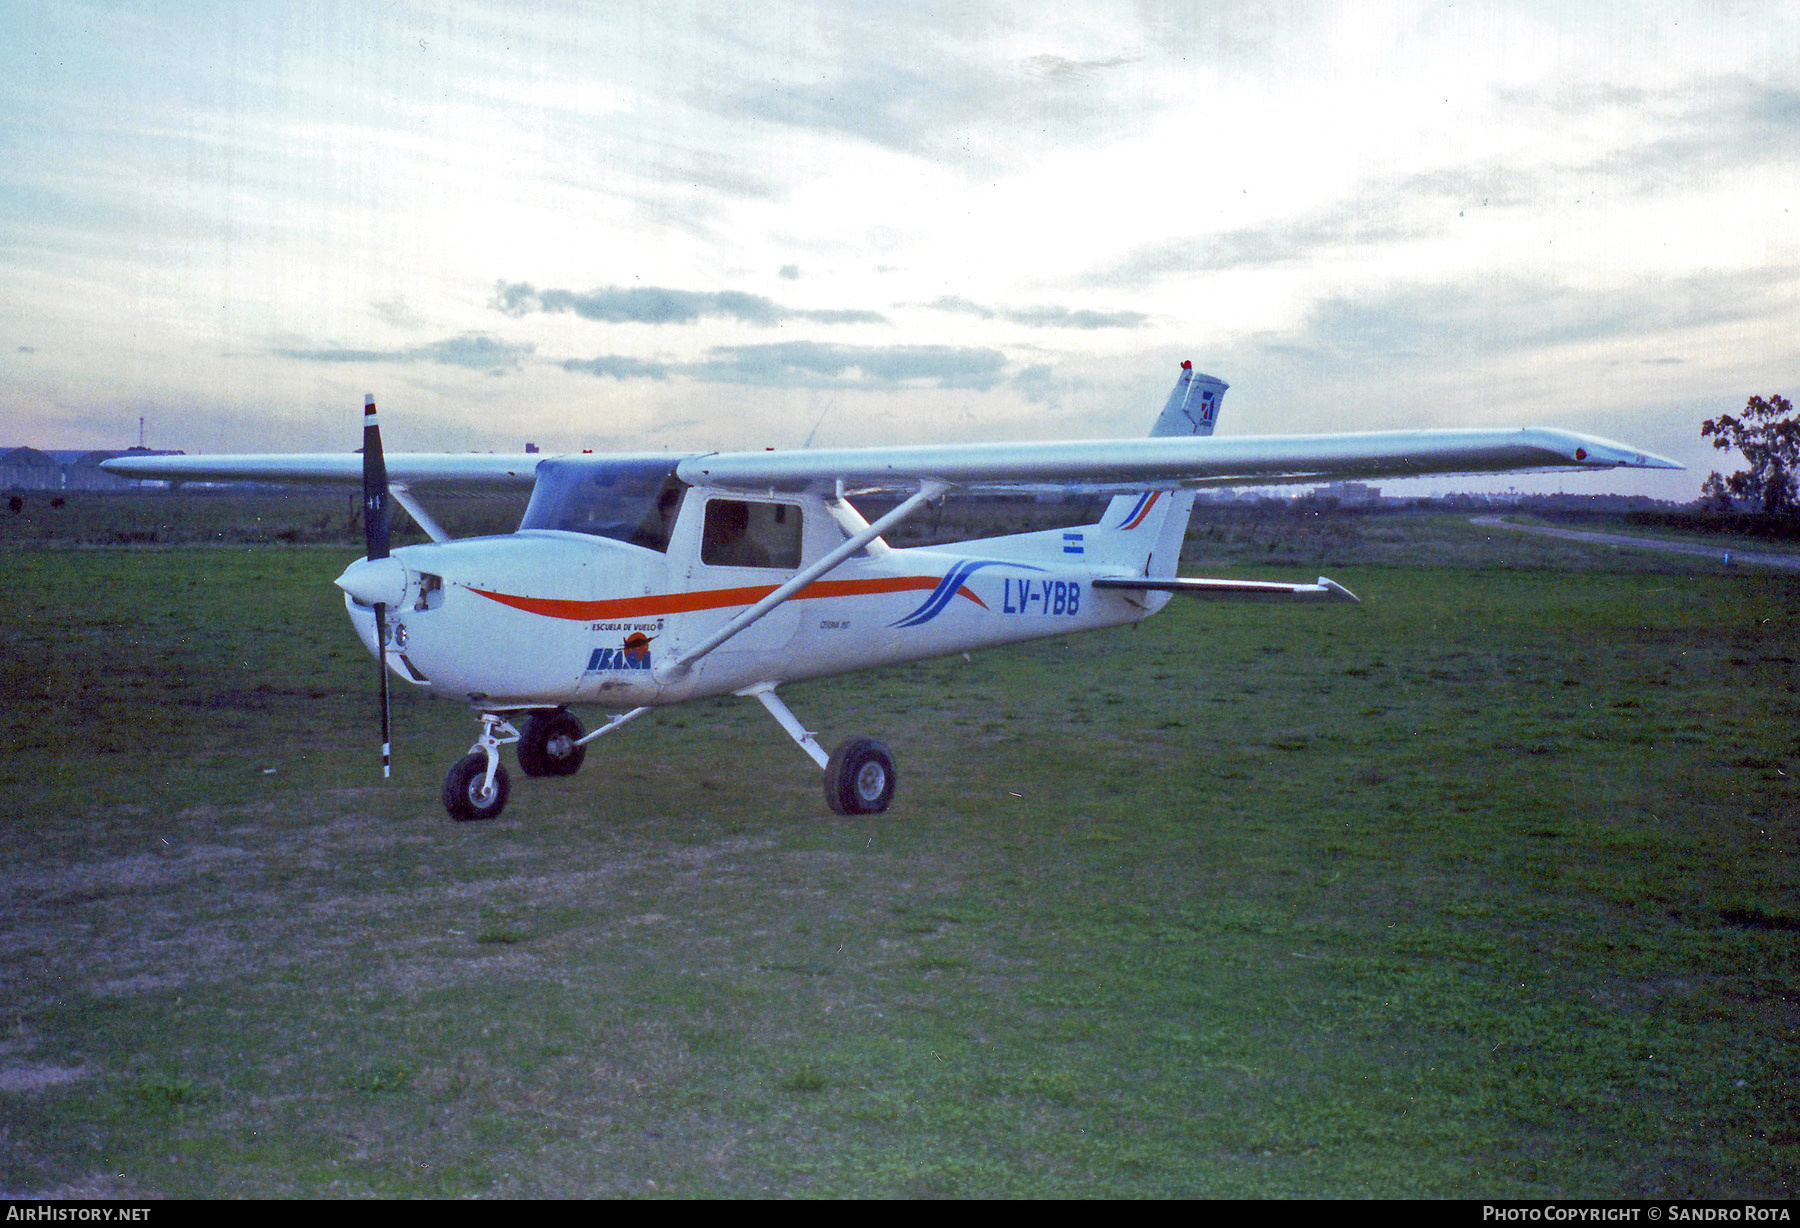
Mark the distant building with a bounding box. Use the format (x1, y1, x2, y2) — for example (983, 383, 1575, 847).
(0, 447, 59, 491)
(1, 446, 184, 492)
(1316, 482, 1382, 505)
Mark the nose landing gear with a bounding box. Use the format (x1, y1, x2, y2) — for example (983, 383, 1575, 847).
(442, 714, 519, 822)
(441, 706, 638, 821)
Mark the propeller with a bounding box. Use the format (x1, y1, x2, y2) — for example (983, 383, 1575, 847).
(362, 393, 392, 779)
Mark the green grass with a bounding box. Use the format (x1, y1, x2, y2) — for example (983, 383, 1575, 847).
(0, 528, 1796, 1197)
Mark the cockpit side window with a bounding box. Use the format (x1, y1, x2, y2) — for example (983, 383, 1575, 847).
(518, 459, 685, 551)
(700, 498, 803, 569)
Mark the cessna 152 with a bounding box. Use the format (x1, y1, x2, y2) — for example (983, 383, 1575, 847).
(104, 364, 1679, 821)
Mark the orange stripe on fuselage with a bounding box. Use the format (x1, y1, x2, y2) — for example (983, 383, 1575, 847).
(469, 574, 985, 621)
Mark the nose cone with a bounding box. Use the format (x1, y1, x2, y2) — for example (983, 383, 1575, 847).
(336, 556, 408, 608)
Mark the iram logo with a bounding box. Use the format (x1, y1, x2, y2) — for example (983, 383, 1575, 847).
(587, 631, 654, 672)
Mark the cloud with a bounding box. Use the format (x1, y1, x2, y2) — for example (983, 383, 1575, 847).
(694, 342, 1006, 389)
(1011, 363, 1061, 405)
(559, 341, 1008, 390)
(1086, 212, 1424, 285)
(1579, 78, 1800, 193)
(559, 355, 672, 380)
(368, 297, 427, 330)
(1004, 305, 1149, 330)
(276, 333, 533, 374)
(1018, 54, 1139, 82)
(1265, 266, 1800, 364)
(493, 282, 885, 327)
(714, 38, 1148, 169)
(1506, 76, 1800, 188)
(681, 2, 1297, 172)
(927, 295, 996, 320)
(925, 296, 1148, 328)
(1086, 74, 1800, 289)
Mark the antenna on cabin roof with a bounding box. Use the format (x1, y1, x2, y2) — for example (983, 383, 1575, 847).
(138, 416, 145, 448)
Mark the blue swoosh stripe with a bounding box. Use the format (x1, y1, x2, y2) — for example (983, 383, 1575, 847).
(891, 561, 985, 627)
(890, 559, 1045, 628)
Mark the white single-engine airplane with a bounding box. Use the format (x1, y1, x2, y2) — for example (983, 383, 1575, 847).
(104, 364, 1679, 821)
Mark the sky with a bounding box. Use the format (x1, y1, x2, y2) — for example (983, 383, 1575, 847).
(3, 1, 1797, 500)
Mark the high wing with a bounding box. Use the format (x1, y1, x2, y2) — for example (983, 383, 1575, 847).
(678, 427, 1680, 495)
(103, 428, 1679, 493)
(100, 452, 545, 488)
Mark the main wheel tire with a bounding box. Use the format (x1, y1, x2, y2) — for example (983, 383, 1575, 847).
(443, 752, 510, 821)
(824, 736, 897, 816)
(518, 709, 586, 778)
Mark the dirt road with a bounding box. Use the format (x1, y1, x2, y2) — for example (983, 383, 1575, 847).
(1469, 515, 1800, 572)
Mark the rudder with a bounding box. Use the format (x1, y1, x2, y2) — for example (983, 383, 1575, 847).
(1098, 362, 1227, 580)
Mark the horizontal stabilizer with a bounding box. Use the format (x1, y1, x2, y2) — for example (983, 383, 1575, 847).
(1092, 575, 1359, 603)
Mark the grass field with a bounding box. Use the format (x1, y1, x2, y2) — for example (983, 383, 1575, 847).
(1, 515, 1796, 1197)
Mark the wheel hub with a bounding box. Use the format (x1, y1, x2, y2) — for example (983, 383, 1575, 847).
(855, 760, 887, 801)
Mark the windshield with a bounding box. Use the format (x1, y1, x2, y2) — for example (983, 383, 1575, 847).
(518, 458, 685, 551)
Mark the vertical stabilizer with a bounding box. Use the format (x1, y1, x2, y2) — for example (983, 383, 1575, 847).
(1148, 361, 1227, 438)
(1097, 363, 1226, 582)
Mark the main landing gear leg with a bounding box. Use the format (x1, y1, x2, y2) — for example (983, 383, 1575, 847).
(739, 682, 897, 816)
(442, 713, 519, 822)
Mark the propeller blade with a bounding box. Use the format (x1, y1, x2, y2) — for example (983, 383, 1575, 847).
(363, 393, 393, 779)
(362, 394, 390, 562)
(376, 602, 392, 779)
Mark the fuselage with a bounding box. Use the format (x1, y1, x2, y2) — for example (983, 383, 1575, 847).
(340, 483, 1156, 711)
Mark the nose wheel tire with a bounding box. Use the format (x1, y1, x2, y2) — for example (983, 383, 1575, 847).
(824, 737, 896, 816)
(518, 709, 586, 778)
(443, 752, 510, 821)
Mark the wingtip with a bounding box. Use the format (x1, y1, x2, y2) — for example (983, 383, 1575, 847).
(1607, 447, 1683, 471)
(1552, 430, 1684, 471)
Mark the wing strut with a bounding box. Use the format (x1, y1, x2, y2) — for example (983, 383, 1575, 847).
(390, 485, 451, 544)
(660, 480, 949, 679)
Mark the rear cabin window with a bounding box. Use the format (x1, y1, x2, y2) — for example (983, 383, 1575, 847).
(701, 499, 802, 569)
(518, 458, 684, 551)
